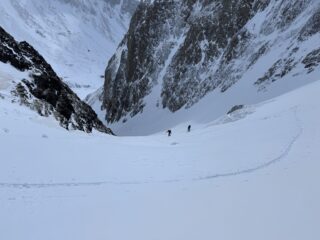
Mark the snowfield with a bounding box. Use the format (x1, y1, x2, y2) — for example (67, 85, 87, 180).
(0, 77, 320, 239)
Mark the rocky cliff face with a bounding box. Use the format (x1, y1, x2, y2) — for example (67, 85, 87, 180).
(0, 26, 113, 134)
(98, 0, 320, 124)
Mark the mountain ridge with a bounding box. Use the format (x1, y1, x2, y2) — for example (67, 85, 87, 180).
(0, 25, 113, 134)
(90, 0, 320, 135)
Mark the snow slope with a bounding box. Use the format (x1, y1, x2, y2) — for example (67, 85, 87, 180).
(1, 79, 320, 240)
(0, 0, 137, 97)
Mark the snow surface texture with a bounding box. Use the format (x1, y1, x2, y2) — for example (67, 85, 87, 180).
(92, 0, 320, 135)
(0, 0, 138, 98)
(1, 79, 320, 240)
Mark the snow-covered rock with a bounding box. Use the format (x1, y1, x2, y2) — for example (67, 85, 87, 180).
(93, 0, 320, 135)
(0, 26, 113, 134)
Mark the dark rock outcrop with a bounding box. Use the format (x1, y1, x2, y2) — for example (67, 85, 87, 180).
(0, 26, 113, 134)
(302, 48, 320, 73)
(227, 105, 245, 115)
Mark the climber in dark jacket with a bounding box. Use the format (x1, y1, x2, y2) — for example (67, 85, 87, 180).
(188, 125, 191, 132)
(167, 129, 172, 137)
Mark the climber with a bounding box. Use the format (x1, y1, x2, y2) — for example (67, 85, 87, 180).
(167, 129, 172, 137)
(188, 125, 191, 132)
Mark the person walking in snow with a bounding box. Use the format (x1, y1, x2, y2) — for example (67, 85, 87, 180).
(167, 129, 172, 137)
(188, 125, 191, 132)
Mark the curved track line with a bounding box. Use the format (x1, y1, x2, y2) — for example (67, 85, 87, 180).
(0, 108, 303, 189)
(194, 110, 302, 181)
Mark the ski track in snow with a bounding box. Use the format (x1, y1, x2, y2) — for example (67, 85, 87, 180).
(194, 108, 303, 181)
(0, 108, 303, 189)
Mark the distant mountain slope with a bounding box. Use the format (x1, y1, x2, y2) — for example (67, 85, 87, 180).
(0, 0, 138, 97)
(89, 0, 320, 135)
(0, 26, 113, 134)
